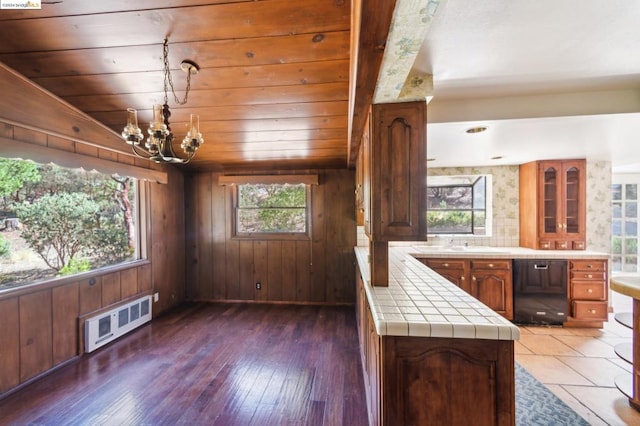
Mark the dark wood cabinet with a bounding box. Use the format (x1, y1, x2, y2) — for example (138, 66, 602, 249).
(420, 258, 513, 320)
(359, 101, 427, 285)
(566, 259, 608, 327)
(368, 101, 427, 241)
(520, 159, 586, 250)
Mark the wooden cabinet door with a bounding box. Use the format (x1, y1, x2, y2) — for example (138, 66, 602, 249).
(355, 140, 365, 226)
(471, 263, 513, 320)
(538, 161, 563, 241)
(382, 336, 514, 426)
(367, 310, 380, 426)
(362, 111, 372, 237)
(370, 101, 427, 241)
(561, 160, 586, 245)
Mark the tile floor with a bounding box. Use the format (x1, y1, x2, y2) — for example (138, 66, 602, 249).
(515, 292, 640, 425)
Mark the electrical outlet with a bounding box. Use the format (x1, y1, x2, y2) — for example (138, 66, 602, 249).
(153, 292, 159, 302)
(255, 282, 262, 290)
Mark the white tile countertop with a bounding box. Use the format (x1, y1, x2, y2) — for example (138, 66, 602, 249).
(355, 246, 521, 341)
(409, 245, 609, 259)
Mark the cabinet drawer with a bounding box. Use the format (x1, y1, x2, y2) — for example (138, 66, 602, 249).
(569, 260, 607, 272)
(470, 260, 511, 270)
(571, 281, 606, 301)
(572, 241, 586, 250)
(539, 240, 553, 250)
(425, 259, 466, 270)
(572, 301, 608, 320)
(570, 271, 606, 281)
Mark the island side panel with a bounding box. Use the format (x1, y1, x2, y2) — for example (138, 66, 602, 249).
(382, 335, 515, 426)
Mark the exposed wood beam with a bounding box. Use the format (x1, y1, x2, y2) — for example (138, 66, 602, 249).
(0, 62, 128, 155)
(347, 0, 397, 167)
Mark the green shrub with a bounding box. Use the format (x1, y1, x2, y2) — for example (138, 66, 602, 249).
(58, 258, 91, 276)
(0, 234, 9, 257)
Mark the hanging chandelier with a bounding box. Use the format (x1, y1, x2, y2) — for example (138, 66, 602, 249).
(121, 39, 204, 164)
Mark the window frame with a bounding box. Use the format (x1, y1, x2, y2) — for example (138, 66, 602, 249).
(0, 156, 149, 292)
(611, 176, 639, 273)
(426, 174, 491, 236)
(219, 175, 317, 241)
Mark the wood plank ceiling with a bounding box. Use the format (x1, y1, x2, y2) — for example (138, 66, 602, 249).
(0, 0, 352, 172)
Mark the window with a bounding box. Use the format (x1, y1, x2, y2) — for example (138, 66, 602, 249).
(426, 175, 490, 235)
(612, 182, 638, 272)
(236, 182, 309, 235)
(220, 175, 316, 238)
(0, 157, 140, 290)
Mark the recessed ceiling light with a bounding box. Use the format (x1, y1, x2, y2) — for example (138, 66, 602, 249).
(465, 126, 487, 134)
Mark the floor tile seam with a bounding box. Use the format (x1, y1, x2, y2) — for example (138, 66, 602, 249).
(548, 335, 595, 357)
(555, 384, 609, 426)
(519, 354, 597, 387)
(552, 356, 602, 387)
(554, 354, 628, 364)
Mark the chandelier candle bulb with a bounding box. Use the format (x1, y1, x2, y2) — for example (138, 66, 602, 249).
(122, 108, 143, 146)
(182, 113, 204, 153)
(150, 104, 168, 134)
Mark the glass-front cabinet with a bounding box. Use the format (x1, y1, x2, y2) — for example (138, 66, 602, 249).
(539, 160, 586, 248)
(520, 159, 586, 250)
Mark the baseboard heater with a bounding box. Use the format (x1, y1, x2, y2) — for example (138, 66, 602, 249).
(84, 295, 152, 353)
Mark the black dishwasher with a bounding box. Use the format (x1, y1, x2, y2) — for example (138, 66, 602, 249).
(513, 260, 568, 325)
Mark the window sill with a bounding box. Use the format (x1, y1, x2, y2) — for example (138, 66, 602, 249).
(0, 259, 151, 301)
(232, 233, 310, 241)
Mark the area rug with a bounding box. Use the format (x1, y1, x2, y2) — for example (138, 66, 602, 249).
(516, 363, 590, 425)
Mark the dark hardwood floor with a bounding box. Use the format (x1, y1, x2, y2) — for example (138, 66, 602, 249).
(0, 303, 368, 425)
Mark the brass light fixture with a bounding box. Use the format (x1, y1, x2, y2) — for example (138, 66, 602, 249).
(121, 39, 203, 164)
(465, 126, 488, 134)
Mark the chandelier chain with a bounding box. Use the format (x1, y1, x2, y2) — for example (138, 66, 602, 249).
(163, 38, 191, 106)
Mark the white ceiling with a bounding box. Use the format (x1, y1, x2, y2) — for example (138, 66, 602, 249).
(408, 0, 640, 173)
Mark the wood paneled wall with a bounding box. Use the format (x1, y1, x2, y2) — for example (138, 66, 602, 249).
(184, 169, 356, 304)
(0, 123, 186, 396)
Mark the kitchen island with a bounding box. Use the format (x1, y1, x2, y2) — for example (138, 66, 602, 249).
(354, 246, 519, 426)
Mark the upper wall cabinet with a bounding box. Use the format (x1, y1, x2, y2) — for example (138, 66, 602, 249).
(520, 159, 586, 250)
(365, 101, 428, 241)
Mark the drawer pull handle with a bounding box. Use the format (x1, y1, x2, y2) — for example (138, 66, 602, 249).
(488, 263, 494, 268)
(587, 274, 593, 278)
(461, 276, 465, 281)
(443, 263, 449, 267)
(587, 264, 593, 269)
(534, 264, 549, 270)
(587, 289, 593, 293)
(588, 309, 597, 314)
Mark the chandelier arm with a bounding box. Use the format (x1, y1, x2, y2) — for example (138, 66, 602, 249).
(131, 143, 152, 159)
